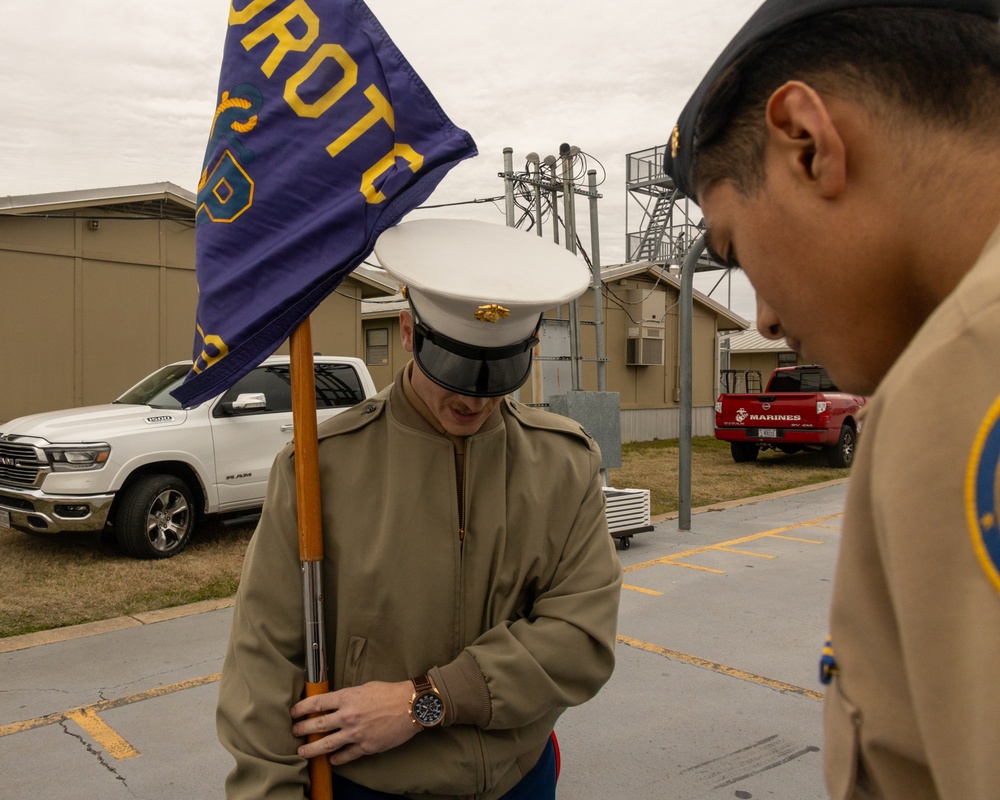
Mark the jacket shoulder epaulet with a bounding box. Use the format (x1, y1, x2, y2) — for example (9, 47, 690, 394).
(316, 395, 387, 441)
(281, 392, 388, 460)
(502, 396, 596, 448)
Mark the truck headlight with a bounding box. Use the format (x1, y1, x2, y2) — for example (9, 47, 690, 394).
(45, 445, 111, 472)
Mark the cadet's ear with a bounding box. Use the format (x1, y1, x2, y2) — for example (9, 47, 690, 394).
(399, 310, 415, 354)
(765, 81, 846, 199)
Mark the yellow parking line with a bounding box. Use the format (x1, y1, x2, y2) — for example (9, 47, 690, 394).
(0, 672, 221, 756)
(714, 547, 776, 559)
(67, 709, 141, 760)
(623, 584, 664, 596)
(618, 635, 823, 702)
(769, 534, 825, 544)
(624, 513, 842, 576)
(663, 561, 726, 574)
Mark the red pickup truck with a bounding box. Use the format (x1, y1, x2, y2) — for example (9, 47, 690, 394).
(714, 365, 867, 468)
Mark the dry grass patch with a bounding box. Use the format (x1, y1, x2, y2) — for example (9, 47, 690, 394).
(0, 517, 255, 639)
(611, 436, 848, 517)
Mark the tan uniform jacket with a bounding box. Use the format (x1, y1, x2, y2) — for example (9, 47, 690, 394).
(217, 376, 623, 799)
(824, 224, 1000, 799)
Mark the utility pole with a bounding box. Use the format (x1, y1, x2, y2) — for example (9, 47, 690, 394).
(500, 145, 618, 485)
(678, 234, 707, 531)
(588, 168, 606, 392)
(560, 143, 583, 391)
(503, 147, 516, 228)
(499, 145, 607, 393)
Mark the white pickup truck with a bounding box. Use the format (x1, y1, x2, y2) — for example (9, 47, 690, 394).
(0, 356, 377, 559)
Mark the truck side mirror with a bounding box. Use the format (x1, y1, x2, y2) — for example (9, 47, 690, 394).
(230, 392, 267, 414)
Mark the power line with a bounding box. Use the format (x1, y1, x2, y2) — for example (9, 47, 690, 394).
(415, 195, 505, 210)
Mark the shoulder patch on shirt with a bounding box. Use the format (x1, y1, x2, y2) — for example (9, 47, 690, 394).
(965, 392, 1000, 594)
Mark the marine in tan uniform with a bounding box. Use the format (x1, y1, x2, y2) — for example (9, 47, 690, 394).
(216, 219, 623, 799)
(662, 1, 1000, 797)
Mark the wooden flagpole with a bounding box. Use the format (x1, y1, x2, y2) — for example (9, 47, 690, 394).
(289, 317, 334, 800)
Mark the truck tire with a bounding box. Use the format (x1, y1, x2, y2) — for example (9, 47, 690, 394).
(731, 441, 760, 463)
(826, 425, 856, 469)
(116, 475, 195, 559)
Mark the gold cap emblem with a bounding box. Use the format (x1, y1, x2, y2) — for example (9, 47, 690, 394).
(670, 124, 680, 158)
(474, 304, 510, 323)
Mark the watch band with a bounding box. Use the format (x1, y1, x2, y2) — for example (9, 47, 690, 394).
(412, 674, 433, 694)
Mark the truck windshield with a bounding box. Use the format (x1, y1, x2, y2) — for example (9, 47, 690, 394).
(114, 364, 192, 409)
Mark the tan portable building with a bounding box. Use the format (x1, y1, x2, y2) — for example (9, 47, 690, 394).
(1, 184, 746, 441)
(0, 184, 395, 424)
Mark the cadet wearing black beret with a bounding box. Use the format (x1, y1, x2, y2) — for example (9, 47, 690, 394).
(665, 0, 1000, 202)
(665, 2, 1000, 799)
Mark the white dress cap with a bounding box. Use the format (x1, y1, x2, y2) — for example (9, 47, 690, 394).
(375, 219, 590, 348)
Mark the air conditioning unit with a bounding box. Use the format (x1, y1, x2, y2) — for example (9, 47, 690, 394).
(626, 324, 665, 366)
(625, 288, 667, 327)
(603, 487, 653, 549)
(603, 487, 652, 534)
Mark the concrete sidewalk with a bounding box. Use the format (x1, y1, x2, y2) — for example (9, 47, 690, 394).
(1, 481, 849, 799)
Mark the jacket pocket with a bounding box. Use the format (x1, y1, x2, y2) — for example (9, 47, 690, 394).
(824, 680, 861, 800)
(341, 635, 367, 688)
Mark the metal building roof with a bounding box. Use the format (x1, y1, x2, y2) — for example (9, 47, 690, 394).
(0, 182, 195, 214)
(721, 327, 793, 353)
(601, 261, 749, 332)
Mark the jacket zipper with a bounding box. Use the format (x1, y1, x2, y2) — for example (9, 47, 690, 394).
(458, 454, 467, 552)
(457, 443, 469, 659)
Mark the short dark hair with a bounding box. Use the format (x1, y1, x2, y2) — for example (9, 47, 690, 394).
(692, 7, 1000, 197)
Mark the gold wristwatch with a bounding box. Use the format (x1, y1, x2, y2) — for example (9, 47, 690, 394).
(408, 674, 445, 729)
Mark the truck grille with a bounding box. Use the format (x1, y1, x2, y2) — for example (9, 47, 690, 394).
(0, 442, 45, 487)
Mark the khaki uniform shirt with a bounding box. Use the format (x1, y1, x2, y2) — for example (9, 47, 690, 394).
(824, 224, 1000, 798)
(217, 370, 623, 799)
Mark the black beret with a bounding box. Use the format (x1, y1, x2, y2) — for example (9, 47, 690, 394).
(664, 0, 1000, 202)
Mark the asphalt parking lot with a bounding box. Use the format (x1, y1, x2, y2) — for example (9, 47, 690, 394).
(0, 480, 848, 799)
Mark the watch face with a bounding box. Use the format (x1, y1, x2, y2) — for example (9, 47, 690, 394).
(413, 691, 444, 726)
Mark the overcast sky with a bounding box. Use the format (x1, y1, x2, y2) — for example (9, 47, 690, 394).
(0, 0, 762, 319)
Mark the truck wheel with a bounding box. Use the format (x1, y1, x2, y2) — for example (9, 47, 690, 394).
(731, 442, 759, 463)
(826, 425, 856, 469)
(116, 476, 195, 559)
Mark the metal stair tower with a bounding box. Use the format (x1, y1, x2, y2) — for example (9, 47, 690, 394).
(626, 144, 722, 273)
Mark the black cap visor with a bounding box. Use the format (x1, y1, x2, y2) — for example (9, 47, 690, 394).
(413, 320, 539, 398)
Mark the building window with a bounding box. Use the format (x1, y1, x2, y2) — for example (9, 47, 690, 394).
(777, 351, 798, 367)
(366, 327, 389, 366)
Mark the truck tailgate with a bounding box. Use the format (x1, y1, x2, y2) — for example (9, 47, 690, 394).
(717, 393, 823, 431)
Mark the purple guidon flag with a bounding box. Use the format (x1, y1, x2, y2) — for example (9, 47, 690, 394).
(171, 0, 477, 407)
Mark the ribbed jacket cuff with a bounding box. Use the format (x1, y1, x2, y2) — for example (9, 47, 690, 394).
(430, 652, 491, 728)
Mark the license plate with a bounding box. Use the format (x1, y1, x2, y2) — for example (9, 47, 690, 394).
(0, 509, 9, 530)
(758, 428, 778, 438)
